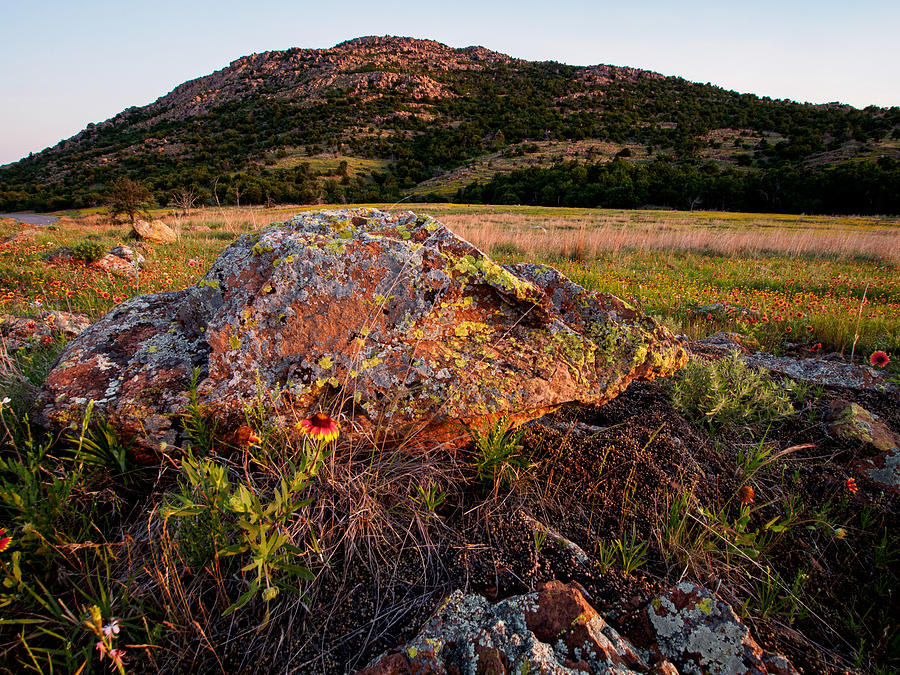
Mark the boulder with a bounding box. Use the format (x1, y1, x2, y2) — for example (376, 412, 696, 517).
(94, 245, 145, 277)
(38, 208, 686, 457)
(46, 245, 144, 278)
(622, 582, 797, 675)
(828, 400, 900, 492)
(131, 219, 177, 244)
(357, 582, 651, 674)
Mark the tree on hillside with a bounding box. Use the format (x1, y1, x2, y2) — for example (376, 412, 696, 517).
(108, 177, 153, 225)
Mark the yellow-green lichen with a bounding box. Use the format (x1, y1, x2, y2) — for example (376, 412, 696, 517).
(318, 356, 333, 370)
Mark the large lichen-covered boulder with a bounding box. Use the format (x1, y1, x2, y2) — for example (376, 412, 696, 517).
(38, 208, 686, 456)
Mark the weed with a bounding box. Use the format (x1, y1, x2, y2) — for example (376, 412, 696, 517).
(614, 526, 649, 575)
(413, 481, 447, 514)
(672, 352, 796, 432)
(164, 452, 319, 614)
(71, 239, 106, 263)
(468, 415, 528, 489)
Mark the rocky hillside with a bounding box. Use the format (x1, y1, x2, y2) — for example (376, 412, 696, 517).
(1, 36, 898, 212)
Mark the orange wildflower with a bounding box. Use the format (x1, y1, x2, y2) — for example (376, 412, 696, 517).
(846, 477, 858, 494)
(298, 412, 340, 443)
(0, 527, 10, 553)
(738, 485, 755, 505)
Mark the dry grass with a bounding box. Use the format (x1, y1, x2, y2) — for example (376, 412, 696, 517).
(437, 211, 900, 262)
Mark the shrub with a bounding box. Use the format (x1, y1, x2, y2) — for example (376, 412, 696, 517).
(672, 352, 796, 431)
(71, 240, 107, 263)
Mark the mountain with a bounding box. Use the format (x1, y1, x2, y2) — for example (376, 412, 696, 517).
(2, 36, 899, 214)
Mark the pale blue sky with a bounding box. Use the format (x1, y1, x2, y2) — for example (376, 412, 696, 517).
(1, 0, 898, 165)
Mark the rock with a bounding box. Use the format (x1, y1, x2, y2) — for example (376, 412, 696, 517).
(742, 352, 896, 393)
(690, 333, 897, 394)
(829, 400, 900, 491)
(131, 219, 177, 244)
(47, 245, 144, 278)
(690, 304, 760, 321)
(94, 246, 145, 277)
(622, 582, 798, 675)
(357, 582, 648, 674)
(688, 332, 755, 357)
(0, 310, 91, 352)
(38, 208, 686, 457)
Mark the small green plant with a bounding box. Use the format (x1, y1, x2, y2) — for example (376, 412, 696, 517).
(413, 481, 447, 515)
(182, 366, 217, 454)
(164, 452, 319, 614)
(468, 415, 528, 489)
(614, 526, 649, 575)
(71, 239, 107, 263)
(672, 352, 796, 431)
(596, 539, 617, 572)
(532, 527, 548, 554)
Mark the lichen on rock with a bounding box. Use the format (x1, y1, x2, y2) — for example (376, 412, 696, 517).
(38, 208, 687, 457)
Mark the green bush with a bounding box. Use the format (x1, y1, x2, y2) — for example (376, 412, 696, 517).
(672, 352, 796, 431)
(71, 240, 107, 263)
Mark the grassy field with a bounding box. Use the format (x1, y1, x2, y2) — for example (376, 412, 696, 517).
(0, 204, 897, 673)
(3, 204, 897, 361)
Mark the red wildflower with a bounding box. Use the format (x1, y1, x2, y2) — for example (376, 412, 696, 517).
(846, 477, 858, 494)
(0, 527, 10, 553)
(810, 343, 822, 352)
(738, 485, 755, 505)
(869, 351, 890, 368)
(298, 412, 340, 443)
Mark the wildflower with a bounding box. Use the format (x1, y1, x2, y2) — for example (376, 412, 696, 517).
(846, 477, 858, 494)
(0, 527, 10, 553)
(869, 351, 890, 368)
(102, 619, 120, 637)
(738, 485, 755, 505)
(108, 648, 126, 668)
(234, 425, 261, 448)
(806, 325, 813, 332)
(810, 343, 822, 352)
(96, 641, 109, 659)
(834, 527, 847, 540)
(297, 412, 340, 443)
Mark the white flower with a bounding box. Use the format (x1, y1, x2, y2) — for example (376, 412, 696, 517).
(102, 619, 120, 637)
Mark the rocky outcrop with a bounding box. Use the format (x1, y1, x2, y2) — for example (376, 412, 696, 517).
(47, 244, 144, 278)
(622, 583, 797, 674)
(0, 310, 91, 352)
(131, 219, 176, 244)
(38, 209, 685, 457)
(691, 332, 897, 393)
(358, 581, 797, 674)
(358, 582, 653, 674)
(829, 400, 900, 491)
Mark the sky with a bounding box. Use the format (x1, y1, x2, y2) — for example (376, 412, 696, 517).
(1, 0, 898, 166)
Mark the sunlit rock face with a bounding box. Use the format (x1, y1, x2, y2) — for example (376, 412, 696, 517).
(39, 208, 686, 459)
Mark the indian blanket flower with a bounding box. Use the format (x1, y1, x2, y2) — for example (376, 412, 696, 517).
(869, 351, 890, 368)
(298, 412, 340, 443)
(846, 477, 858, 494)
(0, 527, 10, 553)
(738, 485, 755, 505)
(235, 425, 261, 448)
